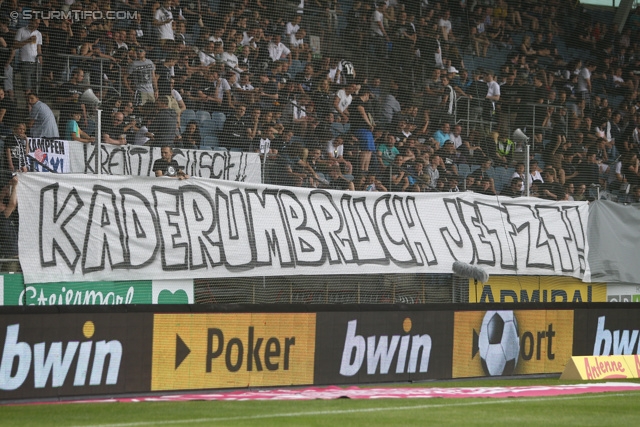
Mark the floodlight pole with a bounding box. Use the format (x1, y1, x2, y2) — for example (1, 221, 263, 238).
(97, 109, 102, 177)
(525, 144, 530, 197)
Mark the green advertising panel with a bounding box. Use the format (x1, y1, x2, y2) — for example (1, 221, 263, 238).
(0, 274, 194, 306)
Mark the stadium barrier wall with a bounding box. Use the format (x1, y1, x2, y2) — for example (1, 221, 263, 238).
(4, 272, 635, 306)
(0, 274, 194, 306)
(1, 303, 640, 402)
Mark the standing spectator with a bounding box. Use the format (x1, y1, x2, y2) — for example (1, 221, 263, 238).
(13, 19, 42, 95)
(3, 123, 29, 174)
(154, 0, 175, 44)
(27, 93, 58, 138)
(56, 68, 88, 131)
(484, 70, 501, 121)
(0, 174, 19, 261)
(147, 96, 177, 147)
(125, 48, 157, 105)
(578, 60, 597, 108)
(351, 88, 376, 175)
(439, 10, 456, 43)
(0, 17, 16, 101)
(223, 104, 252, 151)
(575, 150, 602, 190)
(371, 2, 390, 59)
(0, 88, 16, 137)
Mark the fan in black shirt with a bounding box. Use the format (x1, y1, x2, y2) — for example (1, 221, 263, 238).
(153, 145, 189, 179)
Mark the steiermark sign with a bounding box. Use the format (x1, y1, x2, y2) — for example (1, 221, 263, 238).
(0, 274, 193, 306)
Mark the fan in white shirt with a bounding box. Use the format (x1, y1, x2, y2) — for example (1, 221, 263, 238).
(154, 0, 175, 41)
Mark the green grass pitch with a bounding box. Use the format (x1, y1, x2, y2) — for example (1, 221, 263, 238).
(2, 379, 640, 426)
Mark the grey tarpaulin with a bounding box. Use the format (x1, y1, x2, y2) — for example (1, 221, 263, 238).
(587, 200, 640, 283)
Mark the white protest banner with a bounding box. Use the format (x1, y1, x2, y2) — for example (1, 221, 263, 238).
(67, 141, 262, 182)
(17, 173, 590, 284)
(27, 138, 71, 173)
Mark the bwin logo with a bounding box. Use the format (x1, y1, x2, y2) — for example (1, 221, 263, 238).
(340, 318, 432, 376)
(0, 322, 122, 391)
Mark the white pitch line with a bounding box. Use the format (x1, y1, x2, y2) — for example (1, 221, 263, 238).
(72, 392, 636, 427)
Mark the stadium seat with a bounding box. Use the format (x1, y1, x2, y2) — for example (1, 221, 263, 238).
(200, 119, 217, 138)
(470, 164, 480, 174)
(289, 60, 304, 80)
(181, 109, 197, 133)
(210, 112, 226, 134)
(195, 110, 211, 124)
(457, 163, 471, 179)
(493, 167, 507, 193)
(534, 153, 545, 169)
(485, 166, 496, 180)
(201, 135, 219, 150)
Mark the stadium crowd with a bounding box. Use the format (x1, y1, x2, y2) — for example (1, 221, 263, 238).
(0, 0, 640, 206)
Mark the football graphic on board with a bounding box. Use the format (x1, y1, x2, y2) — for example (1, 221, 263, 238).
(476, 310, 520, 376)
